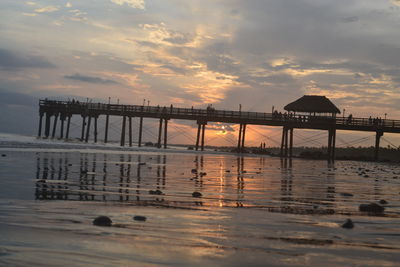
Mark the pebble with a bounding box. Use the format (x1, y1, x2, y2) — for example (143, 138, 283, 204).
(340, 192, 354, 197)
(149, 189, 163, 195)
(192, 191, 202, 198)
(359, 203, 385, 213)
(133, 215, 147, 221)
(93, 216, 112, 226)
(341, 219, 354, 229)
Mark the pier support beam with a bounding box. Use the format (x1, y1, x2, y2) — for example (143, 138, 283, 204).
(195, 123, 201, 151)
(374, 131, 383, 161)
(94, 116, 98, 143)
(289, 128, 294, 158)
(237, 124, 243, 151)
(38, 112, 44, 137)
(280, 126, 290, 157)
(128, 116, 133, 147)
(104, 114, 109, 143)
(280, 127, 286, 157)
(280, 127, 293, 158)
(284, 127, 289, 158)
(45, 112, 51, 138)
(201, 123, 206, 151)
(327, 128, 336, 162)
(164, 119, 168, 149)
(138, 117, 143, 147)
(59, 114, 65, 139)
(332, 129, 336, 160)
(66, 115, 71, 139)
(51, 113, 59, 138)
(120, 115, 126, 146)
(157, 118, 163, 148)
(241, 124, 247, 151)
(80, 116, 86, 141)
(237, 124, 247, 152)
(85, 116, 92, 143)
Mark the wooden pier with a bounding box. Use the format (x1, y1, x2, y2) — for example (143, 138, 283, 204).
(38, 99, 400, 161)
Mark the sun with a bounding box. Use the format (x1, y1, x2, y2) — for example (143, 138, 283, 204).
(217, 125, 227, 135)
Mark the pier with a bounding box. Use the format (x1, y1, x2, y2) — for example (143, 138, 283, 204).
(38, 99, 400, 161)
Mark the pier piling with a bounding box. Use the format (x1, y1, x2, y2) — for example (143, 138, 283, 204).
(241, 124, 247, 151)
(201, 123, 206, 151)
(120, 115, 126, 146)
(66, 115, 71, 139)
(157, 118, 163, 148)
(38, 112, 44, 137)
(374, 131, 383, 161)
(94, 116, 98, 143)
(51, 113, 59, 138)
(44, 112, 51, 138)
(195, 123, 201, 151)
(104, 114, 109, 143)
(128, 116, 132, 147)
(164, 119, 168, 149)
(81, 116, 86, 141)
(59, 115, 65, 139)
(85, 116, 91, 143)
(138, 117, 143, 147)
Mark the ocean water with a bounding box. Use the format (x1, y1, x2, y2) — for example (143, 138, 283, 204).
(0, 135, 399, 266)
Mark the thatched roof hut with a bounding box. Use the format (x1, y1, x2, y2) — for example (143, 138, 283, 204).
(284, 95, 340, 115)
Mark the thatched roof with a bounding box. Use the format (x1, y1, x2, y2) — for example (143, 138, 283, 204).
(284, 95, 340, 114)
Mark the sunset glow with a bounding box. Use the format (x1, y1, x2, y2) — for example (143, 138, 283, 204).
(1, 0, 400, 146)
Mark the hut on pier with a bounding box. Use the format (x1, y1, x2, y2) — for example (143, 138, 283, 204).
(284, 95, 340, 117)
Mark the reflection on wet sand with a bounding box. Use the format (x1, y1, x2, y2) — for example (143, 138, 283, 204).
(33, 151, 390, 217)
(2, 149, 400, 266)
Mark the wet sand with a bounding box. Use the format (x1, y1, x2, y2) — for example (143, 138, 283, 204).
(0, 147, 399, 266)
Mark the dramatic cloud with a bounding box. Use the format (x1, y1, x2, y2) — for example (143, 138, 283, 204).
(0, 48, 55, 70)
(64, 73, 119, 84)
(1, 0, 400, 145)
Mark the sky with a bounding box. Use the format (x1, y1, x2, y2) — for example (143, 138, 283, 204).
(1, 0, 400, 147)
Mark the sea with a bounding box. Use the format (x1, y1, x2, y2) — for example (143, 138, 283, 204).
(0, 133, 399, 266)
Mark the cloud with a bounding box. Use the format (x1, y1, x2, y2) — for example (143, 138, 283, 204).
(110, 0, 145, 9)
(34, 6, 59, 13)
(391, 0, 400, 6)
(22, 13, 38, 17)
(25, 2, 37, 6)
(0, 48, 56, 70)
(64, 73, 119, 84)
(341, 16, 359, 23)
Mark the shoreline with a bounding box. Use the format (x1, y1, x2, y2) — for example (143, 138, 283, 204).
(1, 133, 399, 163)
